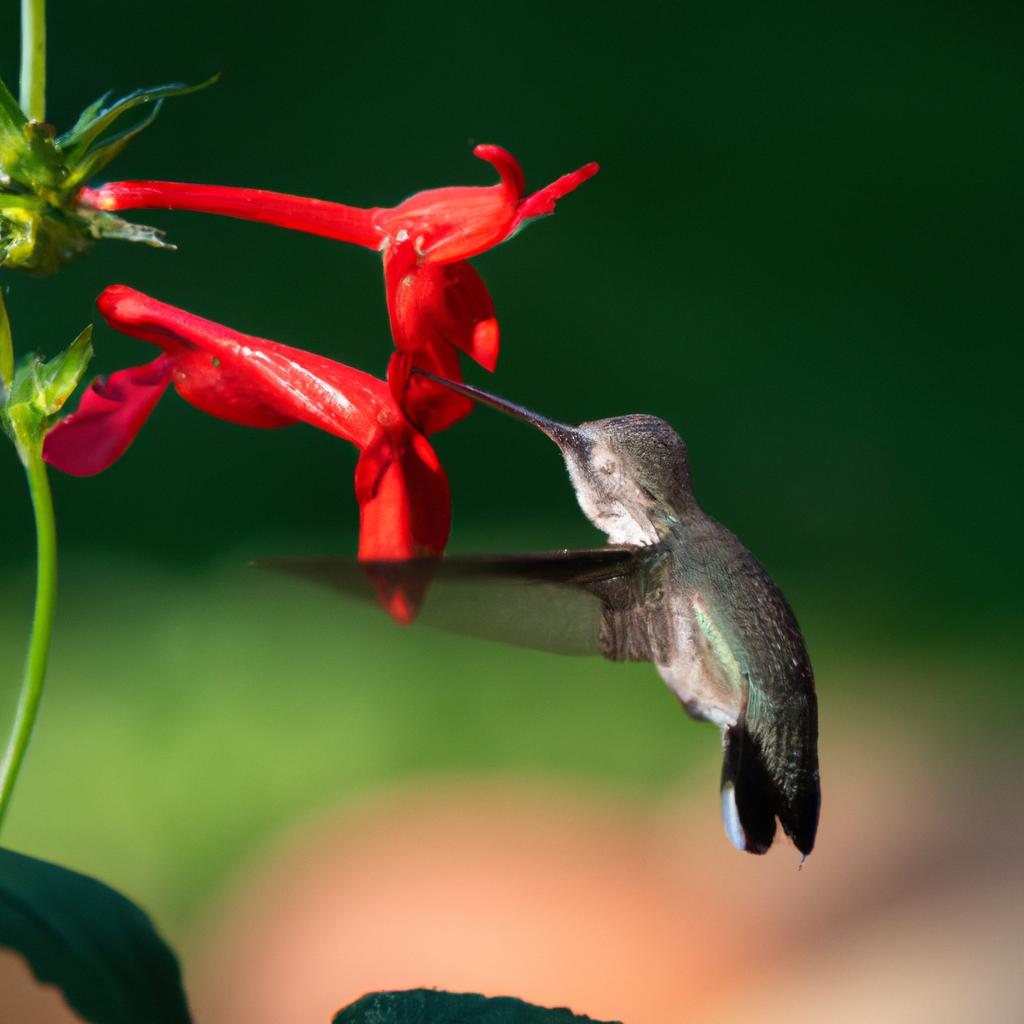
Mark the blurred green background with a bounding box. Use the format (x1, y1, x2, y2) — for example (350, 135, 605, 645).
(0, 1, 1021, 1015)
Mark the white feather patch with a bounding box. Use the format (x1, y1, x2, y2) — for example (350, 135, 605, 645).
(721, 783, 746, 851)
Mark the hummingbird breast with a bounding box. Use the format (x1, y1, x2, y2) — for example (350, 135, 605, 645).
(643, 520, 775, 730)
(653, 585, 746, 729)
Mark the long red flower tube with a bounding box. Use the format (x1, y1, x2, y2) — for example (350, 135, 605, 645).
(78, 146, 598, 433)
(43, 286, 450, 620)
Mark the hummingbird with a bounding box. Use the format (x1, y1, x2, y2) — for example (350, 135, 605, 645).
(272, 376, 820, 857)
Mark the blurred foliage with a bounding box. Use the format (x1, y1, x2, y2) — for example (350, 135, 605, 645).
(334, 989, 618, 1024)
(0, 1, 1017, 643)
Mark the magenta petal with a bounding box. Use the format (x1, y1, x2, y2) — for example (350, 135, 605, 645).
(43, 355, 174, 476)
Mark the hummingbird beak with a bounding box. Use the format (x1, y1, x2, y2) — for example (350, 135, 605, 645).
(414, 372, 583, 450)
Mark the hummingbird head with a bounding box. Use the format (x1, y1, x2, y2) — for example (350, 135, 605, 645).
(418, 374, 697, 546)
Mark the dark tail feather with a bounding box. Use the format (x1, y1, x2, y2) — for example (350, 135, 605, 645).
(721, 712, 820, 856)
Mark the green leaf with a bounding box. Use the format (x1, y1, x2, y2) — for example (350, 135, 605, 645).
(332, 990, 621, 1024)
(59, 76, 219, 167)
(0, 847, 192, 1024)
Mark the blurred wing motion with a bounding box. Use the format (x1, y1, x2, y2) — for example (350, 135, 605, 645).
(261, 547, 659, 658)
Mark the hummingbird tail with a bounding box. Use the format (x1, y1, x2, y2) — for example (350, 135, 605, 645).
(720, 708, 820, 856)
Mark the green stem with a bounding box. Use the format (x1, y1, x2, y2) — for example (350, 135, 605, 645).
(19, 0, 46, 122)
(0, 447, 57, 831)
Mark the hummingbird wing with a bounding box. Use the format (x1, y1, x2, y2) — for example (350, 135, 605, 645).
(260, 547, 661, 659)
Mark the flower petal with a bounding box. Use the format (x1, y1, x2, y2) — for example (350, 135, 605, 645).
(387, 346, 473, 436)
(390, 258, 500, 367)
(355, 426, 451, 621)
(80, 183, 383, 250)
(42, 355, 173, 475)
(81, 150, 597, 266)
(472, 144, 525, 204)
(402, 261, 500, 371)
(510, 161, 600, 233)
(373, 148, 527, 265)
(97, 285, 391, 446)
(381, 251, 499, 432)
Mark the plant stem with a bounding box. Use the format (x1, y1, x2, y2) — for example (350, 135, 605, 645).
(19, 0, 46, 122)
(0, 447, 57, 831)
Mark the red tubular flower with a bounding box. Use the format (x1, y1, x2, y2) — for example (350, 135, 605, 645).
(78, 146, 598, 432)
(43, 286, 449, 620)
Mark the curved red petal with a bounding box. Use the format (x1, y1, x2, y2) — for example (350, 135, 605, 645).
(470, 318, 500, 372)
(511, 161, 600, 232)
(97, 286, 392, 447)
(373, 147, 527, 264)
(472, 145, 525, 204)
(42, 355, 174, 476)
(81, 182, 383, 250)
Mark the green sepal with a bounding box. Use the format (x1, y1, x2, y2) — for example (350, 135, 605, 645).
(1, 325, 92, 461)
(15, 120, 66, 191)
(0, 847, 193, 1024)
(0, 203, 94, 274)
(60, 75, 219, 182)
(0, 76, 29, 173)
(84, 209, 173, 250)
(0, 73, 65, 191)
(63, 100, 164, 189)
(37, 323, 94, 414)
(0, 73, 216, 275)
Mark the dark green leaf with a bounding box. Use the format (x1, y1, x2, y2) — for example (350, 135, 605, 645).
(0, 847, 192, 1024)
(332, 990, 621, 1024)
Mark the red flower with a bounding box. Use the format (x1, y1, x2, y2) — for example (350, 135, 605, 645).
(43, 286, 449, 620)
(79, 146, 598, 432)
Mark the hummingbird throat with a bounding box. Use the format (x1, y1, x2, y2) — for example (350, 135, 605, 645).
(563, 443, 661, 547)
